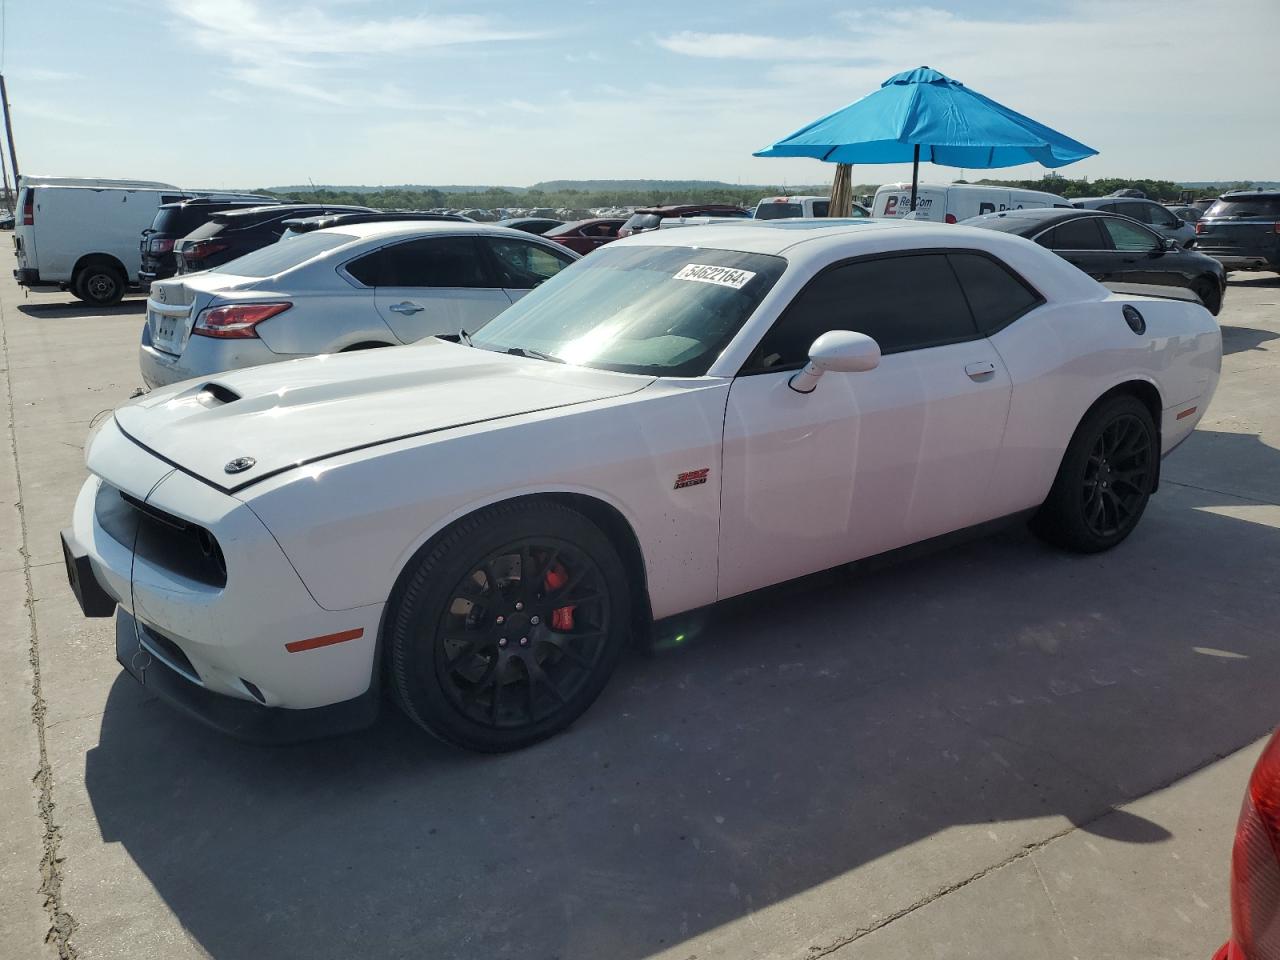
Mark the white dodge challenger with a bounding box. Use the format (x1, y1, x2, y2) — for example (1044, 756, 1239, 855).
(62, 220, 1221, 751)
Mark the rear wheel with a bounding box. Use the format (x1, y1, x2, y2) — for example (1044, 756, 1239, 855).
(74, 263, 125, 307)
(1033, 395, 1158, 553)
(387, 500, 630, 752)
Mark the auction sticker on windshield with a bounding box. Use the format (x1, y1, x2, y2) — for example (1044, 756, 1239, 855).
(673, 263, 756, 289)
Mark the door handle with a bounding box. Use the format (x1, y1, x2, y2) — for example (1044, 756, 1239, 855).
(965, 361, 996, 379)
(389, 301, 424, 315)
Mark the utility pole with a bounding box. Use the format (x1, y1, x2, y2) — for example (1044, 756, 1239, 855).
(0, 74, 19, 208)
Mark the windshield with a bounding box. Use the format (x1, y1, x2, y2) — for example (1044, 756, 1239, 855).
(622, 213, 661, 233)
(755, 202, 804, 220)
(209, 231, 355, 277)
(469, 245, 786, 376)
(1206, 197, 1280, 218)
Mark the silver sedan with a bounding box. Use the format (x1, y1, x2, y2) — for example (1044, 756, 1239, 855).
(139, 222, 580, 388)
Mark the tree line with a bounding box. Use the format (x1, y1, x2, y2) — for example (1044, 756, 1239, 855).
(256, 176, 1261, 211)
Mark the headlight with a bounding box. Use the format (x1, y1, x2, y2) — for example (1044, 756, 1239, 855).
(83, 412, 114, 468)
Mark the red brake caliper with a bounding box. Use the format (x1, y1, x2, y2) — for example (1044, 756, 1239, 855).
(543, 561, 576, 631)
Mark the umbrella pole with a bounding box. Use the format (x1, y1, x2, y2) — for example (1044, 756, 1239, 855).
(910, 144, 920, 212)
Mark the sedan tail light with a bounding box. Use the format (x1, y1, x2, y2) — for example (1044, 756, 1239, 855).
(1274, 221, 1280, 235)
(193, 302, 291, 339)
(945, 213, 958, 224)
(1226, 731, 1280, 960)
(1196, 221, 1207, 235)
(181, 239, 230, 265)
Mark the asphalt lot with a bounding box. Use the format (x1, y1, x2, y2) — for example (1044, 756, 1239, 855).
(2, 270, 1278, 960)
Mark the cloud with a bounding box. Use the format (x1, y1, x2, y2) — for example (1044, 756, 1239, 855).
(169, 0, 546, 106)
(174, 0, 540, 57)
(655, 31, 874, 61)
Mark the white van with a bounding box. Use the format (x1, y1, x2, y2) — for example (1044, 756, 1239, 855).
(13, 176, 190, 306)
(754, 195, 872, 219)
(871, 182, 1071, 223)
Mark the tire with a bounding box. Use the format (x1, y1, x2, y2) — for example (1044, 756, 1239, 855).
(1032, 394, 1158, 553)
(74, 263, 125, 307)
(387, 499, 631, 752)
(1192, 276, 1221, 316)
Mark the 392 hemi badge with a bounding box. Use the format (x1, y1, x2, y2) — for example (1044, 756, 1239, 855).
(674, 468, 710, 490)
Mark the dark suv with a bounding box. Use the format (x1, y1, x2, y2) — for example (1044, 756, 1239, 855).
(140, 196, 276, 283)
(1194, 191, 1280, 273)
(617, 204, 751, 238)
(174, 203, 374, 274)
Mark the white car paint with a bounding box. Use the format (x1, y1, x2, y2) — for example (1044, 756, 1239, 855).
(66, 219, 1221, 726)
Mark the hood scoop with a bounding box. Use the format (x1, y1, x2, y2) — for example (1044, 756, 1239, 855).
(197, 382, 241, 407)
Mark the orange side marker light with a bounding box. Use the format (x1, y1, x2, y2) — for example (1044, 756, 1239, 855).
(285, 628, 364, 653)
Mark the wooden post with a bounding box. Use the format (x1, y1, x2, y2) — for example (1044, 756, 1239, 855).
(909, 144, 920, 212)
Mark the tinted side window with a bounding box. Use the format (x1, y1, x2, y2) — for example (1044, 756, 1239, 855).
(748, 253, 978, 370)
(1149, 204, 1181, 228)
(346, 237, 491, 287)
(1102, 219, 1160, 252)
(485, 238, 574, 289)
(947, 252, 1042, 335)
(1114, 201, 1152, 222)
(1040, 217, 1108, 250)
(813, 200, 830, 217)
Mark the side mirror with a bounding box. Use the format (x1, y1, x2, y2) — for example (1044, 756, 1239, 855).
(788, 330, 881, 394)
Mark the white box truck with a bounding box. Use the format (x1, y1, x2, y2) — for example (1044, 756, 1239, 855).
(871, 182, 1072, 223)
(13, 176, 191, 306)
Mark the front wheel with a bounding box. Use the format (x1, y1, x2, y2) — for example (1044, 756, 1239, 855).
(1192, 276, 1222, 315)
(1033, 395, 1158, 553)
(387, 500, 631, 752)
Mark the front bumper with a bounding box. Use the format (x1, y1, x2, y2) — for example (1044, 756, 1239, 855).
(114, 607, 379, 743)
(66, 420, 385, 738)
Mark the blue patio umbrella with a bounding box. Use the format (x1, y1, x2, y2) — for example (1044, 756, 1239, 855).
(755, 66, 1097, 212)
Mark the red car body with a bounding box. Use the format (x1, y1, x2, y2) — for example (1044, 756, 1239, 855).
(543, 218, 626, 255)
(1215, 729, 1280, 960)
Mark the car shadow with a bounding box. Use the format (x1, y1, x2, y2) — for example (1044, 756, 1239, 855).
(1221, 325, 1279, 355)
(1226, 271, 1280, 288)
(16, 298, 147, 319)
(82, 428, 1280, 960)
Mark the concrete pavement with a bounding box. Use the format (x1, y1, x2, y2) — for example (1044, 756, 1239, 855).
(1, 272, 1278, 960)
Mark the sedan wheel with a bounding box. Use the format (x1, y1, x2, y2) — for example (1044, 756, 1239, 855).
(387, 500, 630, 751)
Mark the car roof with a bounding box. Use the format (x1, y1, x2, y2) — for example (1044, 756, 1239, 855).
(965, 207, 1097, 227)
(633, 204, 749, 215)
(611, 217, 961, 256)
(318, 220, 567, 243)
(213, 203, 374, 223)
(1220, 189, 1280, 199)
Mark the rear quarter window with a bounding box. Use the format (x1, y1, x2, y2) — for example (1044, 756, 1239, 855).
(1207, 197, 1280, 218)
(946, 252, 1044, 334)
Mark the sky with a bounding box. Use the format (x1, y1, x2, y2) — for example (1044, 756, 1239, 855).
(5, 0, 1278, 190)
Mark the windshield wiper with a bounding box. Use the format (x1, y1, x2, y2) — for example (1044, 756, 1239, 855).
(506, 346, 564, 364)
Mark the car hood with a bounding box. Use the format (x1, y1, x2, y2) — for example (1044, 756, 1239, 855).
(112, 339, 654, 493)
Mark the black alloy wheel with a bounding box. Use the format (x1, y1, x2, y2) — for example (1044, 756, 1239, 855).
(1080, 413, 1153, 539)
(436, 538, 611, 730)
(387, 500, 630, 751)
(1033, 394, 1158, 553)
